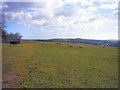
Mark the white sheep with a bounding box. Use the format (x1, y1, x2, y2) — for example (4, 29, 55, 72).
(79, 45, 83, 48)
(70, 45, 73, 47)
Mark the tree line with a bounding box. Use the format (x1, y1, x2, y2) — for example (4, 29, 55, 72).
(0, 22, 22, 43)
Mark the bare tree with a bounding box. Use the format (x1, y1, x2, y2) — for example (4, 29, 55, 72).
(0, 21, 22, 44)
(7, 32, 22, 44)
(0, 21, 8, 43)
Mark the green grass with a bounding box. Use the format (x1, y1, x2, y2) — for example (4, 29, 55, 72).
(2, 41, 118, 88)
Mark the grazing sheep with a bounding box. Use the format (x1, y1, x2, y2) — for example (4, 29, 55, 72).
(56, 42, 61, 45)
(102, 46, 105, 48)
(70, 45, 73, 47)
(79, 45, 83, 48)
(101, 45, 105, 48)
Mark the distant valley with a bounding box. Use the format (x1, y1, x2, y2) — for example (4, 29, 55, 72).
(23, 38, 118, 47)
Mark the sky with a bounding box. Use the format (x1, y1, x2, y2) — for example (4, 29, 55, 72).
(1, 0, 119, 40)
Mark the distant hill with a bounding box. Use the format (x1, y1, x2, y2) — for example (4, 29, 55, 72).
(23, 38, 118, 47)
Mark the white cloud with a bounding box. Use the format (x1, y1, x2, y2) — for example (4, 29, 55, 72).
(96, 0, 118, 3)
(100, 3, 117, 9)
(87, 7, 97, 12)
(1, 0, 118, 40)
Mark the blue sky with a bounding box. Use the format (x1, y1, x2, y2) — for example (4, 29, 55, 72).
(1, 0, 119, 40)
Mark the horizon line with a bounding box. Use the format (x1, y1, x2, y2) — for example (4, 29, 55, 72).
(22, 38, 118, 41)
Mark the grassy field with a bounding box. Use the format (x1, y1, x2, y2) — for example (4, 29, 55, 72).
(2, 41, 118, 88)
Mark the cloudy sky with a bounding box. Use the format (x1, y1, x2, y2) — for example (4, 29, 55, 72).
(1, 0, 119, 40)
